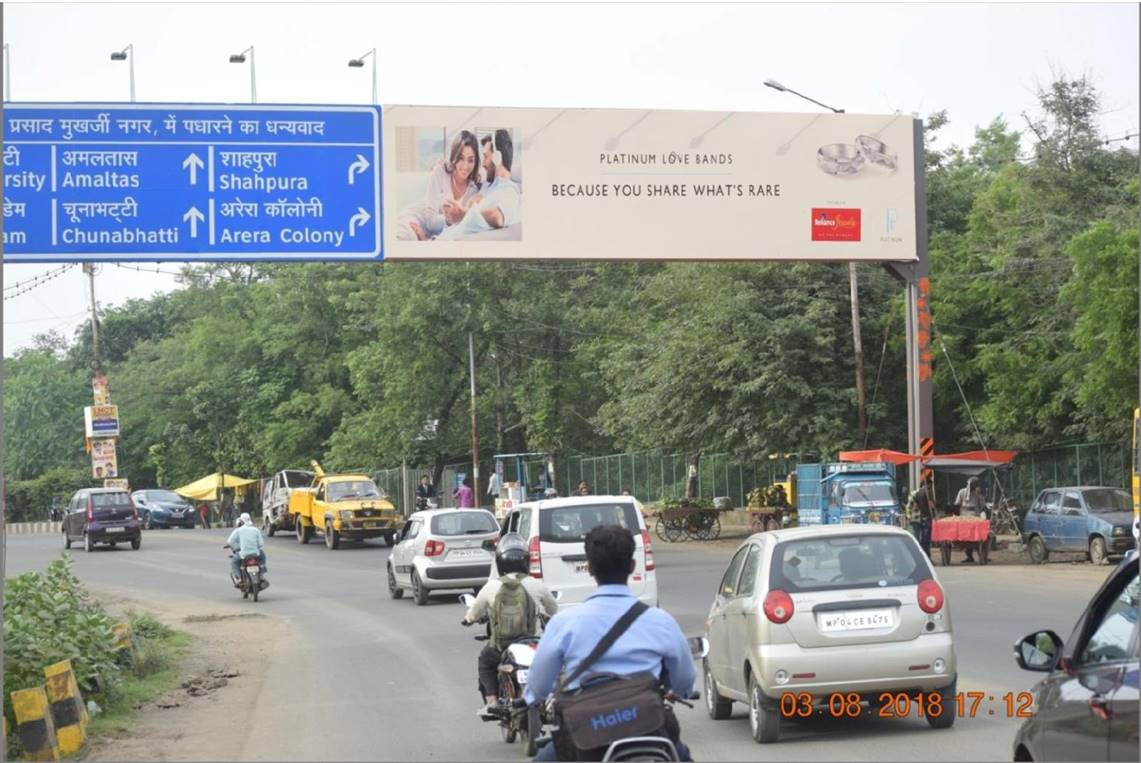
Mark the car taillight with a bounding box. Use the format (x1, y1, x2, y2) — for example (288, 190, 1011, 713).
(129, 498, 139, 520)
(917, 579, 944, 613)
(763, 590, 794, 624)
(529, 535, 543, 579)
(86, 497, 94, 521)
(424, 539, 445, 557)
(640, 529, 655, 572)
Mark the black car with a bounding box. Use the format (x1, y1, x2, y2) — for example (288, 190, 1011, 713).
(1013, 549, 1138, 760)
(131, 489, 196, 529)
(63, 488, 142, 552)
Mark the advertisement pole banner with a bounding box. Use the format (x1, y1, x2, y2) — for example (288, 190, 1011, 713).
(92, 373, 110, 405)
(90, 439, 119, 479)
(381, 106, 917, 261)
(84, 405, 120, 438)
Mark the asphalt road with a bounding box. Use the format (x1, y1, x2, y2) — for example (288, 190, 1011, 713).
(2, 528, 1116, 762)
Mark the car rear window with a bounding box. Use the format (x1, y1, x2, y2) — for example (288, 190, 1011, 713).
(539, 503, 640, 543)
(91, 492, 131, 507)
(770, 534, 931, 593)
(431, 511, 498, 536)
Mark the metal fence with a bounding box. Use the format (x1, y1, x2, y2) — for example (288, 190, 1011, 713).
(1005, 440, 1131, 507)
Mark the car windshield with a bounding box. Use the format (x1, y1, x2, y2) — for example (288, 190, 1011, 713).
(1083, 489, 1131, 514)
(841, 481, 896, 504)
(539, 503, 639, 543)
(327, 480, 381, 501)
(431, 512, 498, 536)
(146, 490, 185, 503)
(92, 492, 131, 507)
(770, 534, 931, 593)
(283, 470, 314, 488)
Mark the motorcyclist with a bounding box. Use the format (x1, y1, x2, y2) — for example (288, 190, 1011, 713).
(463, 534, 558, 718)
(524, 524, 696, 761)
(224, 513, 268, 587)
(414, 475, 436, 511)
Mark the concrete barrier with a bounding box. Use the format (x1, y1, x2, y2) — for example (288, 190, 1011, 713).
(3, 522, 64, 535)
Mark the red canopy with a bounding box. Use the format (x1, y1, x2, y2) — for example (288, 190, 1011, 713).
(838, 449, 920, 466)
(928, 450, 1017, 464)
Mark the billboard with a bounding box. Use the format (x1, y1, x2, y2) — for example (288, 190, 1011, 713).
(92, 373, 110, 405)
(91, 438, 119, 479)
(84, 404, 120, 438)
(104, 479, 130, 491)
(382, 106, 917, 261)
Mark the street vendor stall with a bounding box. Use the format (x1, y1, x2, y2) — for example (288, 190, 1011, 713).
(175, 472, 257, 527)
(931, 516, 992, 565)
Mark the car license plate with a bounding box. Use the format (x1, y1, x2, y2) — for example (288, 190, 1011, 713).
(516, 669, 529, 685)
(364, 521, 378, 528)
(573, 562, 589, 574)
(448, 548, 482, 560)
(106, 527, 126, 533)
(819, 608, 895, 632)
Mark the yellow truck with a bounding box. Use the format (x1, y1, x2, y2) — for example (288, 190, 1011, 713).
(289, 462, 400, 549)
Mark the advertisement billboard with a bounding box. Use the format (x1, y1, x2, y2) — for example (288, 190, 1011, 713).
(104, 478, 130, 491)
(92, 373, 110, 405)
(91, 438, 119, 479)
(381, 106, 917, 261)
(84, 404, 120, 438)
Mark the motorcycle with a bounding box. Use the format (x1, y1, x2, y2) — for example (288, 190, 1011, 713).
(414, 495, 439, 512)
(225, 545, 268, 602)
(459, 592, 549, 756)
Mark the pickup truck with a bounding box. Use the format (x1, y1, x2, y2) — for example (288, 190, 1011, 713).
(260, 469, 315, 537)
(289, 462, 400, 549)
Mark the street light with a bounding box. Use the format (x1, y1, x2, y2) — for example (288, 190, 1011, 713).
(229, 46, 256, 103)
(347, 48, 377, 105)
(110, 44, 135, 103)
(3, 43, 11, 101)
(763, 78, 845, 114)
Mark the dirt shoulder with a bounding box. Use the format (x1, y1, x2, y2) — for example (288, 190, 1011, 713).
(79, 585, 291, 762)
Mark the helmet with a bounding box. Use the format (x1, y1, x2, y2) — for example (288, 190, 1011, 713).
(496, 533, 530, 576)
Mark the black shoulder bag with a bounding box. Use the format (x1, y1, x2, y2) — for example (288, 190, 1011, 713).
(551, 600, 667, 761)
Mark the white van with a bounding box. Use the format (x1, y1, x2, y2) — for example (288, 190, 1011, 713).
(497, 495, 658, 608)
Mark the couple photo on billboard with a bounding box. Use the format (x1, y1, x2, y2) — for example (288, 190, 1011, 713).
(392, 126, 522, 242)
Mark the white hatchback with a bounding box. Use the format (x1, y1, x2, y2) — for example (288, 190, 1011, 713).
(497, 496, 657, 608)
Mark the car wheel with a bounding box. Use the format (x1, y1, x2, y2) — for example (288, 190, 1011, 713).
(383, 533, 395, 547)
(64, 530, 72, 550)
(925, 679, 956, 729)
(325, 521, 340, 550)
(144, 512, 153, 530)
(130, 537, 141, 551)
(1089, 536, 1109, 566)
(1028, 535, 1049, 564)
(704, 659, 732, 720)
(748, 673, 780, 743)
(412, 570, 430, 606)
(84, 533, 94, 553)
(387, 564, 404, 599)
(266, 517, 276, 537)
(297, 521, 311, 544)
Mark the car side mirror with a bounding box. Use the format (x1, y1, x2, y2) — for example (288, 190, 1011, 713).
(1015, 630, 1063, 672)
(481, 538, 497, 553)
(688, 636, 710, 659)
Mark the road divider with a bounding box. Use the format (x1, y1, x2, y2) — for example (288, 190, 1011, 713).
(4, 521, 63, 535)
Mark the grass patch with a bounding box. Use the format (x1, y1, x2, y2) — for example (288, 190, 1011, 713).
(85, 630, 192, 740)
(182, 612, 264, 624)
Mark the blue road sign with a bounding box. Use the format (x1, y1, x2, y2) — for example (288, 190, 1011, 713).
(2, 103, 382, 261)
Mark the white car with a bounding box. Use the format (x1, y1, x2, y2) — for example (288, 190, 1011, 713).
(387, 509, 501, 605)
(496, 495, 657, 608)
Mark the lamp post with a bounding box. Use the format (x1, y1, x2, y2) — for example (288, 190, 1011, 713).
(229, 46, 256, 103)
(110, 44, 135, 103)
(347, 48, 377, 105)
(765, 78, 866, 442)
(3, 43, 11, 101)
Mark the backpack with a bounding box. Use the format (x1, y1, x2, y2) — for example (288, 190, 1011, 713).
(489, 575, 536, 650)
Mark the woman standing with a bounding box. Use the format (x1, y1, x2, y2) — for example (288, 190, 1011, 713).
(395, 130, 482, 240)
(453, 477, 475, 509)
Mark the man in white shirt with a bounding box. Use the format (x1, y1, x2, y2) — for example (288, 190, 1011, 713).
(436, 129, 521, 240)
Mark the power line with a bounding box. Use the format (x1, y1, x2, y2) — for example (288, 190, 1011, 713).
(112, 262, 185, 277)
(3, 263, 77, 293)
(3, 264, 78, 301)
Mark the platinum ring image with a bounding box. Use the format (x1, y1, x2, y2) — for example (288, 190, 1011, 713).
(817, 144, 865, 176)
(855, 134, 898, 170)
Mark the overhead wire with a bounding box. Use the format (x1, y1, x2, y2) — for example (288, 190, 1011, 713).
(3, 263, 78, 301)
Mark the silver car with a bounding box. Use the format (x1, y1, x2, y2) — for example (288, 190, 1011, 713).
(703, 525, 957, 743)
(386, 509, 500, 606)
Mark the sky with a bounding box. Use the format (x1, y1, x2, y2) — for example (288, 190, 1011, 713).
(2, 1, 1139, 356)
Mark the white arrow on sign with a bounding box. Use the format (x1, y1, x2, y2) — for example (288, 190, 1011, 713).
(182, 153, 205, 186)
(183, 206, 205, 238)
(348, 154, 369, 185)
(348, 207, 370, 238)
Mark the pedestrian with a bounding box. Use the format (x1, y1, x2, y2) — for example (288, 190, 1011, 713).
(906, 477, 934, 559)
(620, 486, 631, 497)
(954, 477, 987, 563)
(454, 477, 476, 508)
(197, 501, 212, 529)
(221, 489, 236, 527)
(575, 480, 590, 497)
(486, 470, 502, 499)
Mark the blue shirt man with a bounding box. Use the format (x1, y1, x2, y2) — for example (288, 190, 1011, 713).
(226, 513, 266, 581)
(524, 525, 696, 761)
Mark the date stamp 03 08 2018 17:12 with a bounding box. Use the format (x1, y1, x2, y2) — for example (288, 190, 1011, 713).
(778, 691, 1036, 720)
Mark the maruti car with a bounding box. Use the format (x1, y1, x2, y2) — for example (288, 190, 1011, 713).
(387, 509, 500, 605)
(131, 489, 196, 529)
(63, 487, 142, 551)
(1022, 487, 1136, 565)
(1012, 550, 1138, 761)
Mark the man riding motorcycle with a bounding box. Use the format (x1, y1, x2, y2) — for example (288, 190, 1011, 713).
(224, 512, 268, 587)
(463, 534, 558, 718)
(524, 525, 696, 761)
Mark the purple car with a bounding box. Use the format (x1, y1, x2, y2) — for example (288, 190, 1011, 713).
(63, 488, 142, 552)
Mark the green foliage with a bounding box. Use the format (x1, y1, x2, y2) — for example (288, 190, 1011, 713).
(4, 465, 92, 522)
(2, 347, 91, 481)
(657, 496, 715, 512)
(747, 484, 790, 509)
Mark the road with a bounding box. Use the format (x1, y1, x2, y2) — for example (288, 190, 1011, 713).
(3, 528, 1114, 762)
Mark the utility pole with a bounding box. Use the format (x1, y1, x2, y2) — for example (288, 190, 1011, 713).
(849, 262, 868, 440)
(468, 332, 480, 506)
(83, 264, 102, 372)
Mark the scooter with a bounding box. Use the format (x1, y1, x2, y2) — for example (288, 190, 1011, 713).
(414, 495, 439, 512)
(459, 592, 548, 756)
(225, 546, 268, 602)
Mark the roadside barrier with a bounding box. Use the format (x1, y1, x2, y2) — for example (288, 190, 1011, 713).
(10, 686, 61, 761)
(3, 522, 64, 535)
(43, 660, 89, 755)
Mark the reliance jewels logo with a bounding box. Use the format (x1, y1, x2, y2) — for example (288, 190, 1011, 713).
(811, 208, 862, 242)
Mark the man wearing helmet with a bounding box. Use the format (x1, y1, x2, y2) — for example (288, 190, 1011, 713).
(463, 533, 558, 717)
